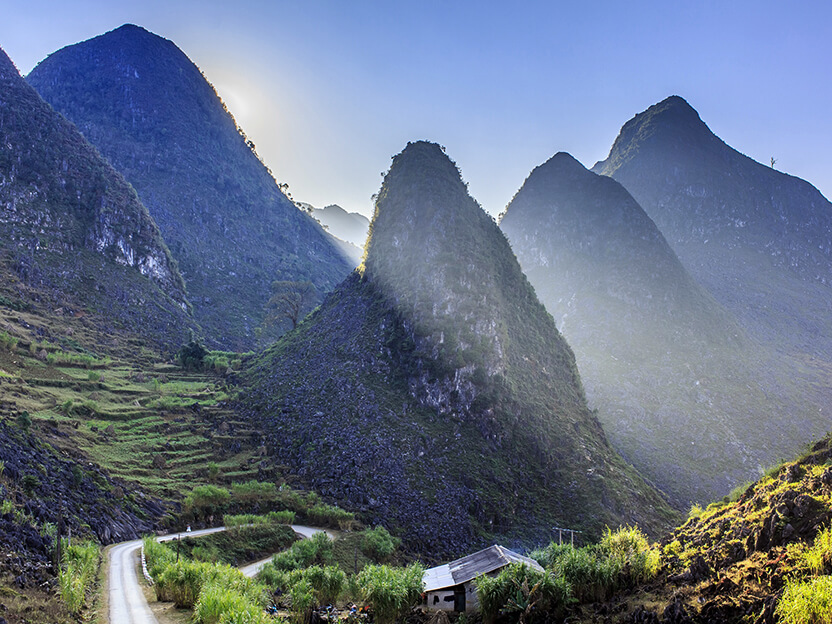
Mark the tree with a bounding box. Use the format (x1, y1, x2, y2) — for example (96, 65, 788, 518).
(265, 281, 317, 330)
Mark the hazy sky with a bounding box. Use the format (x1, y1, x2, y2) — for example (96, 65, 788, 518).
(2, 1, 830, 217)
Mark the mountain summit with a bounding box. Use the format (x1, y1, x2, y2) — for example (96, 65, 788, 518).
(28, 24, 352, 349)
(0, 45, 193, 348)
(241, 142, 676, 555)
(499, 152, 811, 506)
(592, 96, 832, 358)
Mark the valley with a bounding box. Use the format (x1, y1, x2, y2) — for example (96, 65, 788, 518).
(0, 14, 830, 624)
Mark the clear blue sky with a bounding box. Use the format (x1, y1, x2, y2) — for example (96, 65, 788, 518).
(2, 0, 830, 217)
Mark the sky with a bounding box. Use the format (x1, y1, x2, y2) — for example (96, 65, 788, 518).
(2, 1, 831, 218)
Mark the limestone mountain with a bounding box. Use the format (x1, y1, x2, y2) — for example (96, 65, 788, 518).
(28, 24, 352, 350)
(592, 95, 832, 359)
(311, 203, 370, 248)
(240, 141, 677, 556)
(0, 45, 194, 349)
(500, 152, 816, 507)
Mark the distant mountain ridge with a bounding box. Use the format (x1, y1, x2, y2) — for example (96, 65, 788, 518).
(0, 44, 194, 348)
(28, 24, 352, 349)
(592, 95, 832, 357)
(499, 152, 817, 506)
(310, 203, 370, 248)
(240, 141, 677, 556)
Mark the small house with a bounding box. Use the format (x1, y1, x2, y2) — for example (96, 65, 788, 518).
(422, 544, 545, 613)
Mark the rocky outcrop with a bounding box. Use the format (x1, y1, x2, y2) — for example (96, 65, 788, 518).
(0, 419, 167, 588)
(0, 44, 195, 349)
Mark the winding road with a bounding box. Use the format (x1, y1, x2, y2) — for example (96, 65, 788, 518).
(107, 525, 329, 624)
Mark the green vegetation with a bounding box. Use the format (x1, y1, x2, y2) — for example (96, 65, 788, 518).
(777, 576, 832, 624)
(355, 563, 424, 624)
(307, 502, 356, 530)
(476, 564, 571, 624)
(58, 539, 99, 615)
(0, 331, 19, 351)
(524, 526, 660, 606)
(360, 526, 400, 562)
(270, 532, 333, 571)
(258, 564, 346, 619)
(180, 524, 296, 565)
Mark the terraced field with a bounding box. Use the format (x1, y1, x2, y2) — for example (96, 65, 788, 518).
(0, 307, 267, 499)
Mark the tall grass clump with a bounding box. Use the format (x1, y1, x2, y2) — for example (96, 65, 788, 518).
(266, 510, 296, 525)
(549, 545, 618, 603)
(599, 525, 661, 585)
(356, 563, 424, 624)
(230, 480, 277, 503)
(475, 563, 570, 624)
(155, 560, 208, 607)
(156, 560, 264, 609)
(143, 536, 177, 578)
(801, 525, 832, 575)
(308, 503, 355, 530)
(58, 539, 99, 615)
(776, 575, 832, 624)
(193, 581, 270, 624)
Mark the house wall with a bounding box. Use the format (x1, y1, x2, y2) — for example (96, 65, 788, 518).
(426, 589, 457, 611)
(464, 581, 479, 612)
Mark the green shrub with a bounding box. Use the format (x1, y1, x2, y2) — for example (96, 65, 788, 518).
(0, 331, 18, 352)
(549, 545, 619, 603)
(272, 532, 333, 571)
(289, 578, 315, 624)
(178, 337, 209, 371)
(777, 575, 832, 624)
(360, 526, 400, 561)
(185, 484, 231, 519)
(356, 563, 424, 624)
(529, 542, 573, 568)
(231, 480, 277, 504)
(156, 560, 264, 609)
(15, 411, 31, 432)
(155, 560, 208, 607)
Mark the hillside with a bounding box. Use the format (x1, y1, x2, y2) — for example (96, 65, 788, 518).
(500, 153, 805, 507)
(28, 24, 352, 350)
(0, 44, 194, 351)
(577, 433, 832, 624)
(592, 95, 832, 360)
(240, 141, 678, 557)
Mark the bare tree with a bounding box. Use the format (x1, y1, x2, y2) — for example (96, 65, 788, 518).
(265, 280, 317, 330)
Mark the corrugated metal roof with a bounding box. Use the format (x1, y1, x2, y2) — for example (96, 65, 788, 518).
(423, 545, 545, 591)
